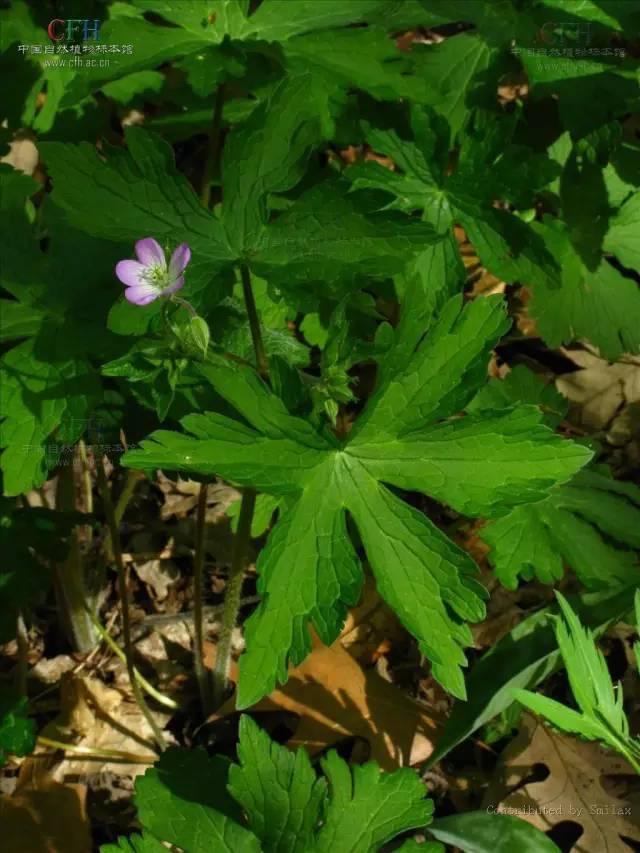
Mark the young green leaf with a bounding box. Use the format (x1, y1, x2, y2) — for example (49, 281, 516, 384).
(513, 593, 640, 772)
(228, 715, 327, 852)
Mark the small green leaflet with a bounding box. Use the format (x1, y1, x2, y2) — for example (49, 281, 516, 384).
(123, 295, 591, 706)
(106, 715, 437, 853)
(514, 593, 640, 773)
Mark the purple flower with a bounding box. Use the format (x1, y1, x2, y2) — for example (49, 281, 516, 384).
(115, 238, 191, 306)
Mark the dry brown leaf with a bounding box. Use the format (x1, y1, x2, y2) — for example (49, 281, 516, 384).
(556, 348, 640, 432)
(338, 577, 404, 665)
(0, 755, 91, 853)
(44, 674, 163, 779)
(484, 714, 640, 852)
(212, 635, 443, 771)
(132, 558, 179, 601)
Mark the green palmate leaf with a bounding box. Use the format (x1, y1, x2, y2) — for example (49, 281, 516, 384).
(0, 688, 36, 766)
(529, 218, 640, 359)
(123, 295, 590, 706)
(428, 811, 561, 853)
(514, 593, 640, 770)
(135, 748, 259, 852)
(347, 109, 560, 290)
(107, 716, 437, 853)
(428, 583, 635, 767)
(222, 74, 329, 253)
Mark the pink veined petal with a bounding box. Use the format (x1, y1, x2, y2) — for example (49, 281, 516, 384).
(168, 243, 191, 279)
(163, 275, 185, 296)
(115, 259, 147, 288)
(135, 237, 166, 268)
(124, 284, 160, 306)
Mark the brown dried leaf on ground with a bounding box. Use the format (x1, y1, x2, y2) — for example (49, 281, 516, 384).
(484, 714, 640, 852)
(44, 674, 163, 779)
(132, 557, 179, 602)
(338, 577, 404, 665)
(212, 635, 444, 771)
(557, 348, 640, 433)
(156, 474, 238, 521)
(0, 754, 91, 853)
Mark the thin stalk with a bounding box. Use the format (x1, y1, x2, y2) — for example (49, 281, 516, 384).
(37, 736, 156, 763)
(96, 459, 167, 751)
(103, 469, 144, 563)
(200, 82, 226, 208)
(213, 488, 256, 707)
(54, 459, 96, 653)
(241, 264, 268, 381)
(193, 482, 214, 715)
(15, 613, 28, 697)
(89, 613, 179, 711)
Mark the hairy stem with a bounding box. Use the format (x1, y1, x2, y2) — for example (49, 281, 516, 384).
(213, 488, 256, 708)
(241, 264, 268, 381)
(54, 459, 96, 653)
(193, 482, 214, 715)
(96, 460, 167, 751)
(200, 82, 226, 208)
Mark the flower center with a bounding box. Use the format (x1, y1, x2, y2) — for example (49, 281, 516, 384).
(143, 264, 170, 289)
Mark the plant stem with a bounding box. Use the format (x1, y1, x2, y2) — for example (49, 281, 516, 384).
(89, 613, 179, 711)
(37, 736, 156, 763)
(241, 264, 268, 381)
(103, 469, 144, 563)
(54, 459, 96, 653)
(193, 482, 214, 715)
(96, 459, 167, 751)
(213, 488, 256, 708)
(200, 82, 226, 208)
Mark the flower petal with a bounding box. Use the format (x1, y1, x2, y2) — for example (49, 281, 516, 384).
(124, 284, 160, 306)
(168, 243, 191, 278)
(115, 260, 146, 288)
(163, 275, 184, 296)
(135, 237, 166, 268)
